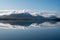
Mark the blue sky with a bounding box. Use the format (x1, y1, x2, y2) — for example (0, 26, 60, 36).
(0, 0, 60, 11)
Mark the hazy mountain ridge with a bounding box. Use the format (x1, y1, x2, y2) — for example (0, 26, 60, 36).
(0, 10, 60, 19)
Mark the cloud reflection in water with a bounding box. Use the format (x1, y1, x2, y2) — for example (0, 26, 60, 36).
(0, 20, 60, 30)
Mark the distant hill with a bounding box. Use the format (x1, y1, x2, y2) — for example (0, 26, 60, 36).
(48, 15, 57, 19)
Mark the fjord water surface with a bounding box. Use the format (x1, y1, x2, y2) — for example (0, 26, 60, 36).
(0, 20, 60, 40)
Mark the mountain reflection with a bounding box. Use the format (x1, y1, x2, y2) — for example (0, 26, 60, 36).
(0, 20, 60, 30)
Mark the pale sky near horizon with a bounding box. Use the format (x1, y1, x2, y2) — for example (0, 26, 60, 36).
(0, 0, 60, 11)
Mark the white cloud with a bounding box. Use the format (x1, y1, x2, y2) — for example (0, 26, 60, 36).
(0, 22, 60, 30)
(0, 10, 60, 18)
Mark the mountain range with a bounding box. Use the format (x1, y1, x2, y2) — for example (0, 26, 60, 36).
(0, 10, 60, 21)
(0, 12, 59, 19)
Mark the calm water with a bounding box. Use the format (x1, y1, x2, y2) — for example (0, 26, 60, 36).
(0, 20, 60, 40)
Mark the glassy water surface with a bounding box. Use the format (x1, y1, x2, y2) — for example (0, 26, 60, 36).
(0, 20, 60, 40)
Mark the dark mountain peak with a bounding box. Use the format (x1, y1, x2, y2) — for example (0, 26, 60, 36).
(10, 12, 32, 16)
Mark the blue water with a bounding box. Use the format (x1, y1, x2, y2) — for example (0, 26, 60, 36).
(0, 20, 60, 40)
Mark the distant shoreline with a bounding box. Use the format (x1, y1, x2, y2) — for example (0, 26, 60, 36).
(0, 18, 60, 21)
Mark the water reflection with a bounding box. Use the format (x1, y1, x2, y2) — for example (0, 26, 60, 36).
(0, 20, 60, 30)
